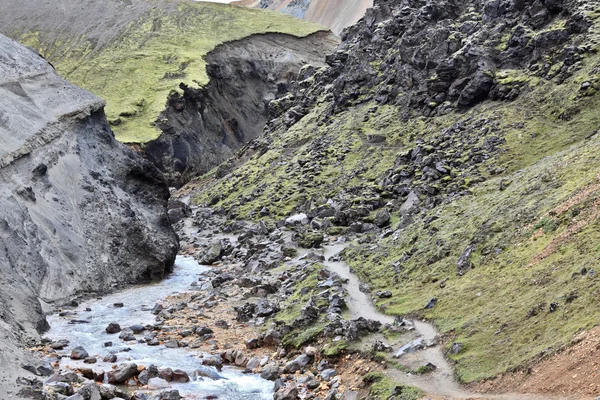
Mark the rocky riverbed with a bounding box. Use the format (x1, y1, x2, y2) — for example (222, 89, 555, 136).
(17, 198, 485, 400)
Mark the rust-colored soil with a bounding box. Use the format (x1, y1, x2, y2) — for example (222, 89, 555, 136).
(475, 326, 600, 399)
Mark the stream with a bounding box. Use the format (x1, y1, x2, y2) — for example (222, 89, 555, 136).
(44, 256, 274, 399)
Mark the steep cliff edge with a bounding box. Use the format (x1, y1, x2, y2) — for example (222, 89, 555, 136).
(145, 31, 338, 186)
(0, 34, 178, 392)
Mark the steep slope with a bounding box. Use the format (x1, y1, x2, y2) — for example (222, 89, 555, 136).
(183, 0, 600, 393)
(235, 0, 373, 34)
(0, 0, 325, 144)
(0, 34, 178, 392)
(144, 31, 338, 186)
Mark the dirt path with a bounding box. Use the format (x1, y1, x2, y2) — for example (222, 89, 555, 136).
(321, 242, 577, 400)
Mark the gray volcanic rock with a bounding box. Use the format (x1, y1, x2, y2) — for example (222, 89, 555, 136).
(0, 33, 177, 391)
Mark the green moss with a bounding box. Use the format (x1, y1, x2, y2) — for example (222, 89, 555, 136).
(186, 9, 600, 386)
(322, 339, 348, 356)
(16, 2, 324, 143)
(283, 323, 328, 348)
(365, 372, 422, 400)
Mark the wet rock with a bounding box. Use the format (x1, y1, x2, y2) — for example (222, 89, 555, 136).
(107, 363, 138, 384)
(105, 323, 121, 334)
(193, 366, 225, 380)
(260, 363, 280, 381)
(118, 328, 136, 341)
(156, 367, 173, 382)
(152, 304, 164, 315)
(171, 369, 190, 383)
(148, 377, 170, 389)
(201, 354, 223, 370)
(70, 346, 89, 360)
(83, 357, 97, 364)
(129, 324, 145, 334)
(157, 390, 181, 400)
(164, 339, 180, 348)
(113, 303, 124, 308)
(50, 339, 70, 350)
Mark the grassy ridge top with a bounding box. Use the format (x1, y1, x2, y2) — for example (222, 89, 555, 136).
(7, 1, 324, 143)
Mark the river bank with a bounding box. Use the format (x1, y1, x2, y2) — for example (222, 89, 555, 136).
(21, 202, 579, 400)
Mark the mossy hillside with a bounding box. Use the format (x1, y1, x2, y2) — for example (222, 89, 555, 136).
(15, 2, 324, 143)
(187, 2, 600, 384)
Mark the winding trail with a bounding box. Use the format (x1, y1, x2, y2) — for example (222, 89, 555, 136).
(321, 243, 574, 400)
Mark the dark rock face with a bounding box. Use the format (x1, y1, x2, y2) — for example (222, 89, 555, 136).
(144, 32, 338, 186)
(259, 0, 590, 130)
(0, 33, 178, 389)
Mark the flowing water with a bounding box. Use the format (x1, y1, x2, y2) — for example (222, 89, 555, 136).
(45, 256, 273, 399)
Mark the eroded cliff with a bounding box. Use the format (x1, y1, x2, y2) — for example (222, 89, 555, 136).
(0, 34, 178, 392)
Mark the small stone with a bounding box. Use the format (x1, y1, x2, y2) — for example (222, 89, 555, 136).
(320, 369, 337, 380)
(172, 369, 190, 383)
(106, 363, 138, 384)
(129, 324, 145, 334)
(105, 323, 121, 334)
(148, 377, 170, 389)
(304, 346, 319, 357)
(70, 346, 89, 360)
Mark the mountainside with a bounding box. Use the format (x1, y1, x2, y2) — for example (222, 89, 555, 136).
(182, 0, 600, 391)
(0, 33, 177, 393)
(0, 0, 325, 144)
(144, 31, 337, 186)
(234, 0, 373, 34)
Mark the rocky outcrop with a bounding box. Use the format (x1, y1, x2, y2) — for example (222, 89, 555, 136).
(145, 31, 338, 186)
(0, 34, 177, 390)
